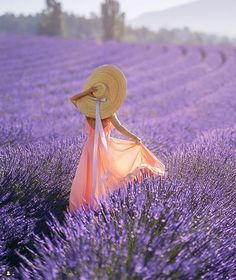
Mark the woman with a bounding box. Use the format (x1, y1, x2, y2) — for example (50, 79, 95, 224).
(68, 65, 165, 213)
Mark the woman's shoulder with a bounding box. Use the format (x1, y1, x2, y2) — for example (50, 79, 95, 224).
(86, 115, 114, 121)
(85, 115, 113, 129)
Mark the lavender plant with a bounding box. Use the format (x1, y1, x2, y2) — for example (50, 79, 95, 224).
(0, 32, 235, 279)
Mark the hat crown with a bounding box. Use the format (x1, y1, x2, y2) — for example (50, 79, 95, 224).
(93, 82, 108, 98)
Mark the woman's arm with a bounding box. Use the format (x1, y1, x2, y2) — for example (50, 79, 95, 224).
(69, 86, 96, 104)
(110, 113, 141, 143)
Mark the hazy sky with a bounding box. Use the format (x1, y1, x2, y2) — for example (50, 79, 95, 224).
(0, 0, 197, 20)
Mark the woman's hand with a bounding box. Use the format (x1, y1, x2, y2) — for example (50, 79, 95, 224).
(69, 86, 97, 103)
(77, 86, 97, 98)
(133, 135, 142, 145)
(87, 91, 95, 97)
(86, 86, 97, 97)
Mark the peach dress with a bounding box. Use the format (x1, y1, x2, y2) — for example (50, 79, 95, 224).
(68, 117, 165, 213)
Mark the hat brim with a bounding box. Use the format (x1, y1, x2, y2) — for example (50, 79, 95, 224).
(74, 64, 127, 119)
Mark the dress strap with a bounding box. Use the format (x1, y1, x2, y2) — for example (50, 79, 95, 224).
(90, 97, 107, 208)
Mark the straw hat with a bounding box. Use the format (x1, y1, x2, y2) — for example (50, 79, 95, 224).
(74, 64, 127, 119)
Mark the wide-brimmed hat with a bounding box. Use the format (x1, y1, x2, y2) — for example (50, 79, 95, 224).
(74, 64, 127, 119)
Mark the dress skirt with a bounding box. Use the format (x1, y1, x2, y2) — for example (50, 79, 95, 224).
(68, 120, 165, 212)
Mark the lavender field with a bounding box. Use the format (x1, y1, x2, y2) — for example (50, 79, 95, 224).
(0, 32, 235, 279)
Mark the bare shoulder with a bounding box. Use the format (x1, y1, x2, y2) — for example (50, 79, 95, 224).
(86, 116, 110, 129)
(85, 115, 122, 129)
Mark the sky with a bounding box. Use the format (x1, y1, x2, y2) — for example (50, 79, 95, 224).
(0, 0, 197, 20)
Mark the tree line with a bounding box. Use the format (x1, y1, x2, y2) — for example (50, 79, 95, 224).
(0, 0, 126, 41)
(0, 0, 235, 47)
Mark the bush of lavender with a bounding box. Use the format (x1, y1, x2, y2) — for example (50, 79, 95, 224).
(0, 32, 235, 279)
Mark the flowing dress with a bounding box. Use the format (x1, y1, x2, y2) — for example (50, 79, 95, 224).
(68, 118, 165, 212)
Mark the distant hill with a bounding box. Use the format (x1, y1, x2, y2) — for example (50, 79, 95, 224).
(128, 0, 236, 39)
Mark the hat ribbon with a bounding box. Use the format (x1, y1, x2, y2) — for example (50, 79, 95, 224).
(91, 96, 108, 208)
